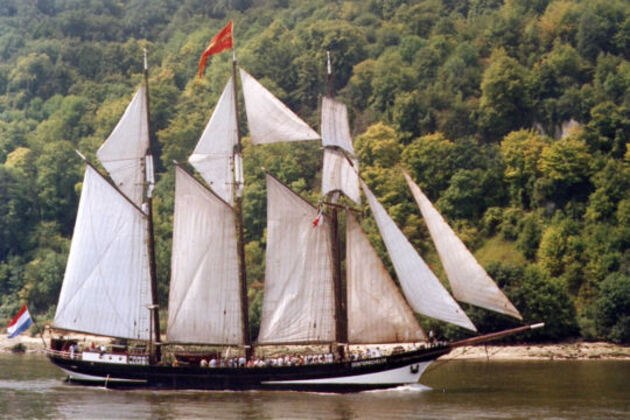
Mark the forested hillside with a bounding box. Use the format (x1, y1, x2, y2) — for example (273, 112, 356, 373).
(0, 0, 628, 343)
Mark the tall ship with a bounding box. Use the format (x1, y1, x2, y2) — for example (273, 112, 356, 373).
(46, 26, 542, 392)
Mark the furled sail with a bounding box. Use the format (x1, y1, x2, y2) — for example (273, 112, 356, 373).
(346, 213, 426, 343)
(322, 148, 361, 204)
(361, 181, 477, 331)
(403, 171, 522, 320)
(188, 77, 238, 204)
(167, 167, 242, 344)
(96, 86, 149, 206)
(257, 174, 336, 344)
(321, 96, 355, 154)
(239, 68, 320, 144)
(53, 165, 152, 340)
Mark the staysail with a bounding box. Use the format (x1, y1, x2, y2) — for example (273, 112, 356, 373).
(53, 165, 152, 340)
(239, 68, 320, 144)
(96, 86, 149, 207)
(346, 213, 426, 343)
(361, 181, 477, 331)
(188, 77, 238, 204)
(257, 174, 336, 344)
(167, 167, 242, 344)
(403, 171, 522, 319)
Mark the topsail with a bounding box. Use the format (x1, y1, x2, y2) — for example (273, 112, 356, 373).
(96, 86, 149, 207)
(321, 96, 355, 154)
(189, 77, 238, 205)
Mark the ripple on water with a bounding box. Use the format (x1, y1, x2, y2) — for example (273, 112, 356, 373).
(363, 383, 432, 394)
(0, 379, 61, 393)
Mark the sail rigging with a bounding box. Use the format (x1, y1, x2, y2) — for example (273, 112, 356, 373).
(346, 213, 426, 343)
(361, 180, 477, 331)
(403, 171, 522, 320)
(167, 166, 242, 344)
(96, 86, 149, 207)
(53, 165, 152, 340)
(257, 174, 336, 344)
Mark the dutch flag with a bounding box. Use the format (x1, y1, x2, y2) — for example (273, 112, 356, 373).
(7, 305, 33, 339)
(312, 209, 324, 228)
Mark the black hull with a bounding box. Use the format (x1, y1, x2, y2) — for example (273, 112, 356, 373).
(47, 346, 450, 393)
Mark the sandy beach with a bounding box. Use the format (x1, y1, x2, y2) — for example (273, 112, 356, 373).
(2, 333, 629, 360)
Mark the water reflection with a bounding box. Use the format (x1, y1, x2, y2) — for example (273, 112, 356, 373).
(1, 353, 629, 419)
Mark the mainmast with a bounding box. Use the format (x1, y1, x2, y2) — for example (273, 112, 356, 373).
(143, 49, 161, 362)
(325, 51, 348, 356)
(231, 50, 252, 360)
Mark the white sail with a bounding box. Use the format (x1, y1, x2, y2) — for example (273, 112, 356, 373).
(346, 213, 426, 343)
(189, 77, 238, 204)
(239, 68, 320, 144)
(96, 86, 149, 206)
(361, 181, 477, 331)
(167, 167, 243, 344)
(53, 165, 152, 340)
(322, 148, 361, 205)
(257, 174, 336, 344)
(403, 171, 522, 320)
(321, 96, 355, 154)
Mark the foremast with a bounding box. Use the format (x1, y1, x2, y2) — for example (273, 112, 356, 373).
(142, 50, 162, 362)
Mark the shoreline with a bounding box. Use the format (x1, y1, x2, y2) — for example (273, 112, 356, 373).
(2, 335, 629, 360)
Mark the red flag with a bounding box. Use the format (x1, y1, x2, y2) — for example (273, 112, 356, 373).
(197, 21, 233, 78)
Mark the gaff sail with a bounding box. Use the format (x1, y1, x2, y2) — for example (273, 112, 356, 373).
(257, 174, 336, 344)
(53, 165, 152, 340)
(167, 167, 243, 344)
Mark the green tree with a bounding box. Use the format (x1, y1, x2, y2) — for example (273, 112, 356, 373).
(535, 136, 593, 206)
(501, 129, 549, 208)
(35, 141, 82, 233)
(594, 273, 630, 343)
(478, 50, 531, 141)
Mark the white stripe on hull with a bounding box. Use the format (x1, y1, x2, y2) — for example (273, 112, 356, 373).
(263, 361, 432, 385)
(61, 368, 147, 384)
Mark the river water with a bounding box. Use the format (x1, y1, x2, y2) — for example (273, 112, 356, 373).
(1, 353, 629, 419)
